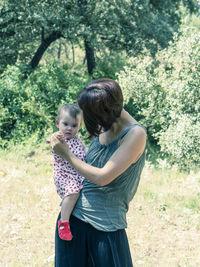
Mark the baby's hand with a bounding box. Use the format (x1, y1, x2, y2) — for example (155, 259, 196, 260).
(46, 131, 64, 144)
(55, 131, 65, 143)
(50, 131, 70, 160)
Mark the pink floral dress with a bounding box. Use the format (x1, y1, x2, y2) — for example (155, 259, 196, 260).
(52, 135, 86, 199)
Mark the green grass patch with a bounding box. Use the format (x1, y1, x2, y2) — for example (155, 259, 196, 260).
(0, 143, 200, 266)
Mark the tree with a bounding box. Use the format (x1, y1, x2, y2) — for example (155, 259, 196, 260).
(0, 0, 198, 74)
(0, 0, 98, 73)
(95, 0, 198, 55)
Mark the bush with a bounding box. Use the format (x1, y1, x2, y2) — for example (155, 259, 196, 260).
(156, 28, 200, 169)
(118, 54, 169, 144)
(92, 52, 127, 80)
(118, 28, 200, 170)
(159, 115, 200, 170)
(0, 63, 88, 147)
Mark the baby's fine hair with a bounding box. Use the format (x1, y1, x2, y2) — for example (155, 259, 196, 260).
(56, 103, 81, 121)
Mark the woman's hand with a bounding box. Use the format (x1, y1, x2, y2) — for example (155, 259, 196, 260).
(50, 131, 71, 161)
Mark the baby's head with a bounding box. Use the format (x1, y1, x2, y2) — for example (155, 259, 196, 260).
(56, 103, 82, 139)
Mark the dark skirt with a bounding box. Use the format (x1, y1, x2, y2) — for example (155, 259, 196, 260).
(55, 213, 133, 267)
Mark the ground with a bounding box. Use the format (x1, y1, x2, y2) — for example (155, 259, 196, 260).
(0, 146, 199, 266)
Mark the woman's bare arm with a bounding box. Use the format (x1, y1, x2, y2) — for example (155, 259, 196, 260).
(51, 127, 146, 186)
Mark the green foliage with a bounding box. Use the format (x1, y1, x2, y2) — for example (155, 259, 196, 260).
(156, 28, 200, 169)
(92, 52, 127, 80)
(0, 63, 88, 147)
(0, 0, 96, 71)
(118, 27, 200, 170)
(0, 0, 198, 72)
(159, 115, 200, 170)
(118, 54, 169, 143)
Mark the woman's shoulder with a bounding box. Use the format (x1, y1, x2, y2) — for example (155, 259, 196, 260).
(125, 124, 146, 140)
(118, 123, 146, 151)
(120, 123, 146, 139)
(130, 124, 146, 134)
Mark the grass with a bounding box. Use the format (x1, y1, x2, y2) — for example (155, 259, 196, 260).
(0, 144, 200, 267)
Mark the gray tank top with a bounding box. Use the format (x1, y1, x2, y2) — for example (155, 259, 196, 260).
(73, 124, 146, 231)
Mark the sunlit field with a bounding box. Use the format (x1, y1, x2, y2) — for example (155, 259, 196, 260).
(0, 144, 199, 267)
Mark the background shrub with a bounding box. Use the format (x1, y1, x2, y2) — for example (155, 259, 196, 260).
(0, 63, 88, 147)
(118, 28, 200, 170)
(159, 115, 200, 170)
(156, 28, 200, 169)
(1, 27, 199, 170)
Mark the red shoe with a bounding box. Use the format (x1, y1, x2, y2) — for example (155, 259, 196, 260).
(58, 219, 73, 241)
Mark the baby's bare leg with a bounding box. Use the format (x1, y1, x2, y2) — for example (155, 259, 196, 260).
(61, 193, 80, 222)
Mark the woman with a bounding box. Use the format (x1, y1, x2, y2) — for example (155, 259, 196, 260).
(51, 78, 146, 267)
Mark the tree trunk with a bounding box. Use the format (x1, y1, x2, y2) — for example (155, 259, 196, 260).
(29, 31, 62, 69)
(71, 42, 75, 65)
(84, 39, 95, 75)
(63, 43, 69, 59)
(76, 0, 96, 75)
(57, 39, 62, 60)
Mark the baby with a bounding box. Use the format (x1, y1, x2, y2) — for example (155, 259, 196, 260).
(52, 103, 87, 240)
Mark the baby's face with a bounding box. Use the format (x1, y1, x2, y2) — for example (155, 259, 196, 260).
(56, 111, 82, 139)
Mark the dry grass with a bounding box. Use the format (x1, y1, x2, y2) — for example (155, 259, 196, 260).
(0, 145, 199, 267)
(126, 163, 200, 267)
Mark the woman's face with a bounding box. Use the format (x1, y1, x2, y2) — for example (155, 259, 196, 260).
(56, 111, 81, 139)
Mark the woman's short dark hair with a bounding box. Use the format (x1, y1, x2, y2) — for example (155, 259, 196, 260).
(78, 78, 123, 137)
